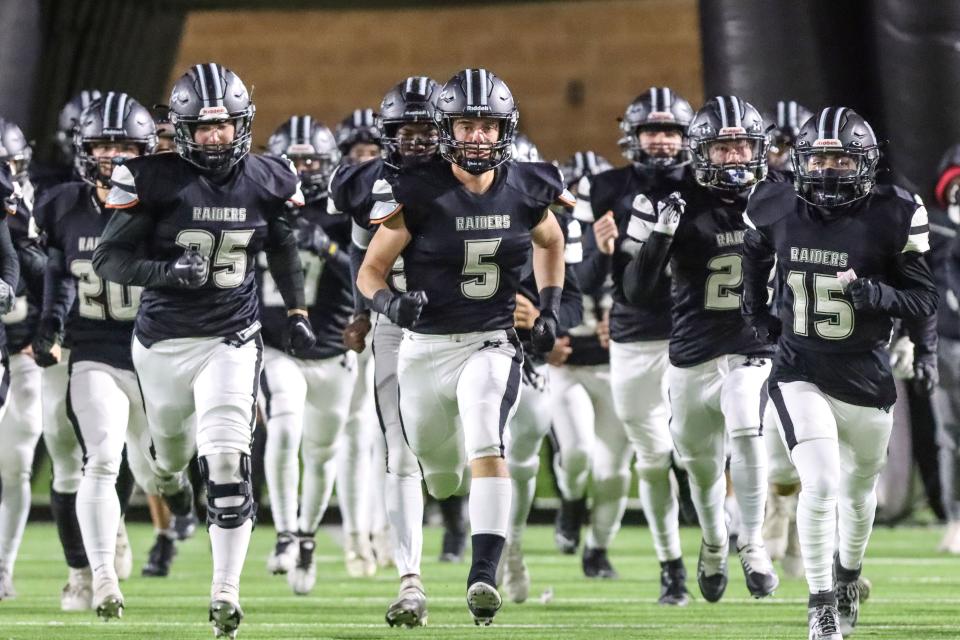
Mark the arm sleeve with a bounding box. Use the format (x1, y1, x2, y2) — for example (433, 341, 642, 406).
(0, 217, 19, 290)
(40, 246, 76, 327)
(877, 251, 939, 319)
(903, 311, 938, 357)
(741, 227, 777, 318)
(265, 212, 306, 310)
(557, 262, 583, 333)
(621, 230, 672, 305)
(92, 208, 171, 286)
(15, 235, 47, 298)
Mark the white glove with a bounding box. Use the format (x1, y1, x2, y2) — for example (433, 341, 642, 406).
(653, 192, 686, 236)
(890, 335, 915, 380)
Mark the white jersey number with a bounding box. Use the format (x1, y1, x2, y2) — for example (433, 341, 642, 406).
(786, 271, 854, 340)
(176, 229, 254, 289)
(461, 239, 502, 300)
(704, 253, 743, 310)
(70, 259, 141, 321)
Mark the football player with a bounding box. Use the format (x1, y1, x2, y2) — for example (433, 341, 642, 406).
(765, 100, 813, 173)
(259, 114, 356, 596)
(742, 108, 938, 639)
(623, 96, 779, 603)
(330, 76, 439, 627)
(33, 92, 162, 618)
(575, 88, 695, 600)
(357, 68, 570, 625)
(92, 63, 314, 638)
(0, 121, 32, 600)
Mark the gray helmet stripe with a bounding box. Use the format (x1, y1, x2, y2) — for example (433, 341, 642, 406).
(818, 108, 831, 139)
(102, 92, 115, 131)
(730, 96, 742, 127)
(418, 76, 427, 96)
(194, 64, 210, 103)
(479, 69, 488, 106)
(777, 101, 785, 128)
(291, 115, 300, 143)
(789, 101, 797, 128)
(405, 77, 414, 94)
(664, 87, 672, 107)
(208, 63, 224, 105)
(115, 92, 129, 130)
(353, 109, 361, 127)
(832, 107, 846, 139)
(465, 69, 474, 106)
(303, 115, 312, 142)
(650, 87, 658, 112)
(716, 96, 728, 128)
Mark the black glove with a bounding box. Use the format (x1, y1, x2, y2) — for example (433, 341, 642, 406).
(168, 247, 209, 289)
(372, 289, 427, 328)
(748, 312, 782, 345)
(912, 352, 939, 394)
(296, 218, 337, 257)
(848, 277, 883, 312)
(0, 279, 13, 315)
(32, 316, 63, 368)
(530, 311, 558, 355)
(286, 313, 317, 356)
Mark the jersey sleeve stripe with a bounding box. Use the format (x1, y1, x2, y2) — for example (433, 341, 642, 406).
(106, 197, 140, 210)
(369, 202, 402, 224)
(556, 188, 576, 207)
(626, 214, 654, 242)
(105, 185, 139, 209)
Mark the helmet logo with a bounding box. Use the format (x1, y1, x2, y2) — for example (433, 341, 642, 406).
(648, 111, 676, 122)
(287, 143, 316, 154)
(813, 138, 842, 148)
(199, 106, 228, 119)
(718, 126, 746, 136)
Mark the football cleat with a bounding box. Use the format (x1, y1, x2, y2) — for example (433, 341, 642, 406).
(658, 558, 690, 606)
(344, 532, 377, 577)
(266, 532, 298, 575)
(288, 534, 317, 595)
(696, 539, 728, 603)
(554, 497, 586, 554)
(209, 599, 243, 639)
(385, 575, 428, 628)
(808, 604, 843, 640)
(500, 541, 530, 603)
(466, 581, 502, 626)
(115, 520, 133, 581)
(60, 566, 94, 611)
(737, 542, 779, 598)
(835, 556, 865, 636)
(582, 547, 618, 579)
(141, 533, 177, 577)
(93, 570, 124, 620)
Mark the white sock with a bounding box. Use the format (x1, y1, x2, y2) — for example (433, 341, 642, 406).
(687, 471, 728, 548)
(638, 468, 682, 561)
(76, 474, 120, 575)
(298, 455, 336, 533)
(469, 477, 511, 537)
(370, 437, 388, 534)
(335, 424, 371, 536)
(792, 439, 839, 594)
(210, 520, 253, 601)
(586, 473, 630, 549)
(385, 473, 424, 576)
(264, 413, 300, 533)
(507, 459, 539, 544)
(0, 473, 31, 570)
(730, 434, 767, 546)
(838, 471, 880, 571)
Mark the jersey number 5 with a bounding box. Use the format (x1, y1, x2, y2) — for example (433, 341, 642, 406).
(461, 239, 501, 300)
(176, 229, 254, 289)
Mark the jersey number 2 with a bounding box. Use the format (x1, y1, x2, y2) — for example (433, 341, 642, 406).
(461, 239, 501, 300)
(704, 254, 743, 310)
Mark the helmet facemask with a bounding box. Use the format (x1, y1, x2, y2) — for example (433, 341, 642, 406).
(172, 110, 254, 173)
(76, 140, 149, 189)
(381, 121, 439, 170)
(437, 113, 517, 175)
(793, 147, 878, 207)
(288, 148, 339, 201)
(621, 123, 690, 169)
(693, 133, 768, 193)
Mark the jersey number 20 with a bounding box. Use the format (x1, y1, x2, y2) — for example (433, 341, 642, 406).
(71, 260, 141, 321)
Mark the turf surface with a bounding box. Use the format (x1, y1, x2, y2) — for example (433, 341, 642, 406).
(0, 523, 955, 639)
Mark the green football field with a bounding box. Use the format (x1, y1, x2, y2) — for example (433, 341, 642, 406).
(0, 523, 956, 639)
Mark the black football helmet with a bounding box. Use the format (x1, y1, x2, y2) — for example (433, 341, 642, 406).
(168, 63, 255, 171)
(152, 105, 176, 152)
(56, 89, 102, 163)
(765, 100, 813, 171)
(559, 150, 613, 188)
(618, 87, 694, 168)
(0, 118, 32, 178)
(792, 107, 879, 208)
(434, 68, 519, 174)
(74, 92, 157, 188)
(335, 108, 381, 161)
(266, 115, 339, 202)
(689, 96, 768, 193)
(511, 133, 540, 163)
(378, 76, 439, 169)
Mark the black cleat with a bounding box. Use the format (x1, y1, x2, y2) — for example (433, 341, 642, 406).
(141, 534, 177, 577)
(210, 599, 243, 639)
(834, 555, 864, 636)
(582, 547, 618, 579)
(466, 581, 501, 626)
(737, 542, 779, 598)
(554, 497, 587, 554)
(808, 604, 843, 639)
(696, 539, 728, 603)
(658, 558, 690, 606)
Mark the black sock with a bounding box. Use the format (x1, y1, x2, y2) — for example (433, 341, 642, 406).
(467, 533, 505, 587)
(115, 448, 135, 515)
(164, 479, 195, 517)
(834, 555, 862, 583)
(808, 589, 836, 608)
(50, 488, 89, 569)
(439, 495, 465, 534)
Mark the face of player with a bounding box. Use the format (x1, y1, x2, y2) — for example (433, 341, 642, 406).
(193, 121, 236, 146)
(707, 138, 755, 165)
(805, 152, 857, 176)
(348, 142, 381, 164)
(397, 123, 438, 158)
(91, 142, 141, 179)
(452, 117, 500, 159)
(156, 123, 176, 153)
(639, 129, 683, 159)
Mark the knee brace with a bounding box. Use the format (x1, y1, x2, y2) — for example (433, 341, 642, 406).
(199, 453, 257, 529)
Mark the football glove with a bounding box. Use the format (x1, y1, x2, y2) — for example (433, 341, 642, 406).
(748, 312, 782, 345)
(530, 310, 558, 356)
(168, 247, 209, 289)
(0, 279, 14, 315)
(889, 336, 915, 380)
(372, 289, 427, 328)
(296, 218, 338, 258)
(32, 316, 63, 368)
(286, 313, 317, 355)
(848, 277, 882, 312)
(912, 352, 939, 394)
(653, 192, 686, 236)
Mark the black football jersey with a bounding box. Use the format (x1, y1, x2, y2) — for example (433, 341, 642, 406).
(384, 160, 574, 334)
(583, 165, 690, 343)
(628, 185, 774, 366)
(2, 179, 40, 353)
(36, 182, 140, 369)
(104, 153, 303, 344)
(258, 198, 353, 358)
(744, 181, 937, 408)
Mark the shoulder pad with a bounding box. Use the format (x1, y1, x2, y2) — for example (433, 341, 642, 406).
(573, 175, 595, 222)
(743, 180, 795, 230)
(33, 181, 89, 231)
(329, 158, 384, 220)
(105, 164, 139, 209)
(246, 154, 304, 207)
(505, 161, 574, 209)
